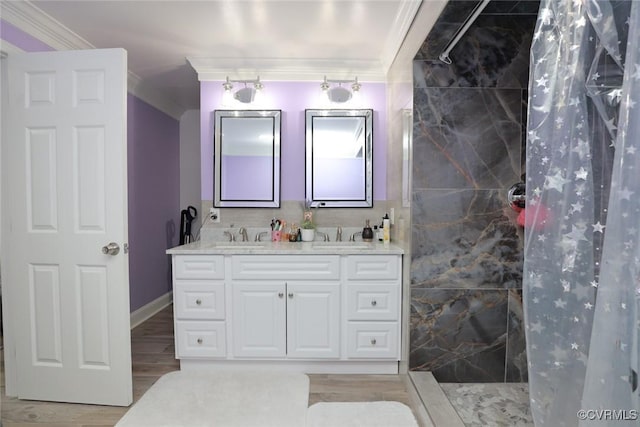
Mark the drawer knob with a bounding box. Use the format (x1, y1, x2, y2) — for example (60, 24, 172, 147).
(288, 293, 294, 299)
(371, 338, 377, 345)
(197, 338, 203, 345)
(278, 292, 284, 298)
(371, 300, 377, 306)
(196, 299, 202, 305)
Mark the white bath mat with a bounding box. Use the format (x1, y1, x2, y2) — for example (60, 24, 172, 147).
(116, 370, 309, 427)
(306, 401, 419, 427)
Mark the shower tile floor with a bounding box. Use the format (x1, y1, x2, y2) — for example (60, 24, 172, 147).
(410, 372, 533, 427)
(440, 383, 533, 427)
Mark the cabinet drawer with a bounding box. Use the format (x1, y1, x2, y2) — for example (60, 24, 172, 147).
(174, 281, 225, 320)
(174, 255, 224, 280)
(346, 255, 399, 280)
(346, 284, 399, 321)
(232, 255, 339, 280)
(346, 322, 399, 359)
(175, 321, 226, 358)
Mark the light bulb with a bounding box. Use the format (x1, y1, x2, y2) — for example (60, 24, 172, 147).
(221, 77, 234, 107)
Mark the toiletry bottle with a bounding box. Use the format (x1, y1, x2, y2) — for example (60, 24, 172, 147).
(362, 219, 373, 242)
(382, 213, 390, 244)
(373, 225, 379, 242)
(377, 221, 384, 241)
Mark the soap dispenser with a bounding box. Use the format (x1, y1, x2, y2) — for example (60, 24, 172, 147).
(382, 213, 390, 244)
(362, 219, 374, 242)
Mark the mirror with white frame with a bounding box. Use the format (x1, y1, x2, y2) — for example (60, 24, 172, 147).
(305, 109, 373, 208)
(214, 110, 281, 207)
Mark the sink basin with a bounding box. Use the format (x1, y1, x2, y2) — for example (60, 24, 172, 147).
(311, 242, 371, 250)
(213, 243, 266, 249)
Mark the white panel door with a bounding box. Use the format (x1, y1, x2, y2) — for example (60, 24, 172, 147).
(3, 49, 131, 405)
(287, 282, 340, 359)
(232, 282, 286, 358)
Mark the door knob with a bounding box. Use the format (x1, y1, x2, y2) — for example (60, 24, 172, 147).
(101, 242, 120, 256)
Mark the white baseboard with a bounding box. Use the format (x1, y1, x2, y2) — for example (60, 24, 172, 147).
(130, 291, 173, 329)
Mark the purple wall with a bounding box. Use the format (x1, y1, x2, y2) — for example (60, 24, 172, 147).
(0, 19, 54, 52)
(201, 81, 387, 201)
(2, 22, 180, 313)
(127, 95, 180, 312)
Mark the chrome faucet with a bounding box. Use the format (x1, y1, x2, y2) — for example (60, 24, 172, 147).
(316, 231, 329, 241)
(238, 227, 249, 242)
(336, 226, 343, 242)
(223, 231, 236, 242)
(349, 231, 362, 242)
(255, 231, 268, 242)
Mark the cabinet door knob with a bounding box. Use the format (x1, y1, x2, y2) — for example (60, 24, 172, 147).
(197, 338, 203, 344)
(278, 292, 284, 298)
(371, 300, 377, 306)
(371, 338, 377, 345)
(288, 293, 294, 298)
(196, 299, 202, 305)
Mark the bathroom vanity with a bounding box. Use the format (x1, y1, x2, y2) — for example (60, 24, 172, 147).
(166, 241, 403, 374)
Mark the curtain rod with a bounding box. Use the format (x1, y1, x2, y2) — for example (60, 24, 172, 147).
(439, 0, 491, 64)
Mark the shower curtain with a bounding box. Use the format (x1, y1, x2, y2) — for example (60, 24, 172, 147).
(524, 0, 639, 426)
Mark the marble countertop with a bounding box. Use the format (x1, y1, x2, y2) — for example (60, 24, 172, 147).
(166, 240, 404, 255)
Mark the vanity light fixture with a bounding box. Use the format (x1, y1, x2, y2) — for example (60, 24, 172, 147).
(321, 76, 362, 104)
(222, 76, 264, 104)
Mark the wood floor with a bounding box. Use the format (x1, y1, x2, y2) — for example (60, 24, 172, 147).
(1, 305, 421, 426)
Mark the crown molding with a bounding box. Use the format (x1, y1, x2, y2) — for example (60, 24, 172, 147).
(187, 57, 387, 82)
(0, 40, 25, 57)
(126, 74, 183, 120)
(379, 0, 423, 72)
(388, 0, 448, 81)
(1, 0, 93, 50)
(2, 0, 184, 119)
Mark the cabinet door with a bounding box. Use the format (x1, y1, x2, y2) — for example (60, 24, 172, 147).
(286, 282, 340, 359)
(232, 283, 286, 358)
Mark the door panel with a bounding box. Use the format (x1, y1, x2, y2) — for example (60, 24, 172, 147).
(232, 282, 286, 358)
(74, 126, 106, 232)
(29, 264, 63, 365)
(3, 48, 131, 406)
(26, 127, 58, 231)
(76, 265, 110, 368)
(287, 282, 340, 359)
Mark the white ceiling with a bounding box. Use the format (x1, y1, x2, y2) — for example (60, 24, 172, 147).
(8, 0, 435, 116)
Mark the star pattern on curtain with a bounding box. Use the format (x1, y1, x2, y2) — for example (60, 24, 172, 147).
(524, 1, 639, 425)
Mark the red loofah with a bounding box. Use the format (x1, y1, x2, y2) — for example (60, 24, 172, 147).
(517, 202, 551, 230)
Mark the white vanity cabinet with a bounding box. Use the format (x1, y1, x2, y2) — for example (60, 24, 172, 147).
(344, 255, 401, 359)
(168, 246, 402, 374)
(172, 255, 226, 358)
(231, 255, 340, 359)
(232, 281, 340, 359)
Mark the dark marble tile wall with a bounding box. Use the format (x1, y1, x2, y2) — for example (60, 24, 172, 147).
(411, 189, 523, 290)
(409, 0, 538, 383)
